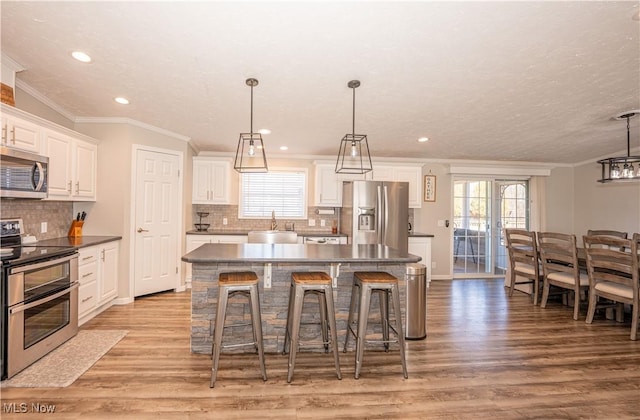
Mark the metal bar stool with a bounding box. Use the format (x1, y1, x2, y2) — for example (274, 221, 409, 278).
(282, 271, 342, 383)
(343, 271, 408, 379)
(210, 271, 267, 388)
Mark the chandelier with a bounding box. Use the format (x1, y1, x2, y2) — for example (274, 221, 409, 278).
(234, 78, 268, 173)
(335, 80, 373, 174)
(597, 110, 640, 183)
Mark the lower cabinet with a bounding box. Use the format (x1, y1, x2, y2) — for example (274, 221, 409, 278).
(408, 236, 432, 284)
(78, 240, 120, 325)
(185, 234, 248, 286)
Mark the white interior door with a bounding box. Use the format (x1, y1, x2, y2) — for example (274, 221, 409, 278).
(134, 148, 180, 297)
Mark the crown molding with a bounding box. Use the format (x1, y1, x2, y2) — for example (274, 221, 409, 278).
(75, 116, 191, 142)
(15, 79, 77, 121)
(1, 52, 25, 73)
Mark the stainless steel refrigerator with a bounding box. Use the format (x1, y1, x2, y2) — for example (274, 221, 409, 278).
(340, 180, 409, 253)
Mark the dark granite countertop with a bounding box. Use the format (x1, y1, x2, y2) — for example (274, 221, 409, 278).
(182, 243, 421, 264)
(409, 232, 435, 238)
(35, 236, 122, 249)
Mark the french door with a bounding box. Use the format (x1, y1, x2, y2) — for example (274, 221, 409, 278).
(453, 178, 529, 278)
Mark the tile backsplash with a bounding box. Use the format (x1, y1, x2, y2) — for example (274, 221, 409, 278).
(1, 199, 73, 240)
(193, 204, 414, 233)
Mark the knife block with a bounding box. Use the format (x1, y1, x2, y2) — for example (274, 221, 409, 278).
(68, 220, 84, 238)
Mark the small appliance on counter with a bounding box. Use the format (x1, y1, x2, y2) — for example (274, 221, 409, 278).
(195, 212, 210, 231)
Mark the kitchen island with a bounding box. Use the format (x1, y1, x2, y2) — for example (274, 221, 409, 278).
(182, 243, 421, 353)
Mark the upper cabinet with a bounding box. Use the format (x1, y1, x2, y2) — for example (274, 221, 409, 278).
(314, 162, 423, 208)
(374, 166, 423, 209)
(1, 104, 99, 201)
(44, 130, 97, 201)
(192, 157, 231, 204)
(1, 108, 42, 153)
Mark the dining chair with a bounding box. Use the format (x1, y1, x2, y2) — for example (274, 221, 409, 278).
(583, 234, 639, 340)
(538, 232, 590, 320)
(585, 230, 628, 251)
(504, 229, 542, 305)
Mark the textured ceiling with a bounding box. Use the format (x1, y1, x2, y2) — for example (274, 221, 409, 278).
(1, 1, 639, 164)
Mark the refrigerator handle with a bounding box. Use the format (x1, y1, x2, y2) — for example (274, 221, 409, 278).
(383, 185, 389, 245)
(377, 185, 384, 243)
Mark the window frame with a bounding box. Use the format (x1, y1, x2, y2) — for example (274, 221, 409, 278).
(238, 167, 309, 220)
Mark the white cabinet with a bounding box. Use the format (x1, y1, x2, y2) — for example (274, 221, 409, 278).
(78, 240, 120, 325)
(99, 241, 119, 303)
(192, 158, 231, 204)
(314, 163, 366, 207)
(408, 236, 432, 284)
(370, 165, 423, 208)
(44, 130, 97, 201)
(78, 247, 99, 320)
(185, 234, 247, 287)
(1, 110, 42, 153)
(314, 162, 422, 208)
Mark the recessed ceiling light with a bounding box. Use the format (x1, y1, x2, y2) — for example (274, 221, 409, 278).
(418, 137, 429, 143)
(114, 97, 130, 105)
(71, 51, 92, 63)
(279, 146, 288, 151)
(259, 129, 271, 135)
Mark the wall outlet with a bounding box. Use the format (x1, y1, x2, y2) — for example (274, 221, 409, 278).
(41, 222, 47, 233)
(308, 219, 316, 227)
(320, 219, 326, 227)
(437, 220, 445, 227)
(222, 217, 228, 225)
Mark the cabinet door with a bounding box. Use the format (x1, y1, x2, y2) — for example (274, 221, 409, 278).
(4, 115, 41, 153)
(408, 237, 432, 283)
(395, 167, 422, 208)
(213, 235, 247, 244)
(315, 164, 342, 206)
(74, 140, 97, 200)
(99, 241, 119, 303)
(192, 160, 213, 203)
(370, 166, 394, 181)
(44, 131, 73, 199)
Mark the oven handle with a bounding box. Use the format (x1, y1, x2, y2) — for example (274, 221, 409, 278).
(9, 253, 78, 275)
(9, 282, 79, 315)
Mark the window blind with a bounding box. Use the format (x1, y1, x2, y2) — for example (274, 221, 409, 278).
(240, 170, 307, 218)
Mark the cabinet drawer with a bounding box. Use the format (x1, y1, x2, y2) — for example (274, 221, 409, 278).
(79, 281, 98, 316)
(78, 260, 98, 285)
(78, 247, 99, 266)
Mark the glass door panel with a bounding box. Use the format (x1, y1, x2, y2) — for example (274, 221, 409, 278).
(453, 178, 529, 278)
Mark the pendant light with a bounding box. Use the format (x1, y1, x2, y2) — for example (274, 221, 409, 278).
(597, 110, 640, 183)
(234, 78, 268, 173)
(335, 80, 373, 174)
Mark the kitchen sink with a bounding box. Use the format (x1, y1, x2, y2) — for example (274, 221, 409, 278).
(248, 230, 298, 244)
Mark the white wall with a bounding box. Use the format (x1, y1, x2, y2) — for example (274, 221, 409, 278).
(544, 167, 575, 233)
(572, 161, 640, 239)
(73, 122, 193, 300)
(15, 87, 75, 129)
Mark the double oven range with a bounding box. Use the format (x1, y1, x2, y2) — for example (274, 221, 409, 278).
(1, 219, 79, 380)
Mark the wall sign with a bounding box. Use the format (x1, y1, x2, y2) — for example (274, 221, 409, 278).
(424, 174, 436, 202)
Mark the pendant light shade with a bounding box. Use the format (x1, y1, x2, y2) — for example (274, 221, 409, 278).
(234, 78, 268, 173)
(335, 80, 373, 174)
(597, 110, 640, 183)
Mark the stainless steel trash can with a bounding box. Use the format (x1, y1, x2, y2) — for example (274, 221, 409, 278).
(405, 263, 427, 340)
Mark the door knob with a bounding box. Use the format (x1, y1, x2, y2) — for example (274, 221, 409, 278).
(137, 228, 149, 233)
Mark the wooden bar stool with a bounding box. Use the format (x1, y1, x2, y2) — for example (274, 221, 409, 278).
(210, 271, 267, 388)
(282, 271, 342, 383)
(343, 271, 408, 379)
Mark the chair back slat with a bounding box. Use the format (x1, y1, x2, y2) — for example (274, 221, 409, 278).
(583, 235, 638, 290)
(538, 232, 579, 276)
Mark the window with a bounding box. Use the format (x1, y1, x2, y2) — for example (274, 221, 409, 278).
(239, 169, 307, 219)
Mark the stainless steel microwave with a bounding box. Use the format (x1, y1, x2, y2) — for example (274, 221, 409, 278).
(0, 146, 48, 199)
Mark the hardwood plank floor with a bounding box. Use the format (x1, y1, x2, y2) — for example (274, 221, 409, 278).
(2, 279, 640, 419)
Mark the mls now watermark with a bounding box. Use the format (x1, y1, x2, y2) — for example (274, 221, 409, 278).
(3, 402, 56, 414)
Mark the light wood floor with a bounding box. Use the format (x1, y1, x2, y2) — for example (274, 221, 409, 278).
(2, 279, 640, 419)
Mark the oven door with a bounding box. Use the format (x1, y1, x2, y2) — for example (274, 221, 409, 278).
(5, 253, 79, 379)
(7, 283, 78, 378)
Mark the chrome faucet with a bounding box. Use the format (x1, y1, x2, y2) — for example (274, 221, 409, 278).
(270, 210, 278, 231)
